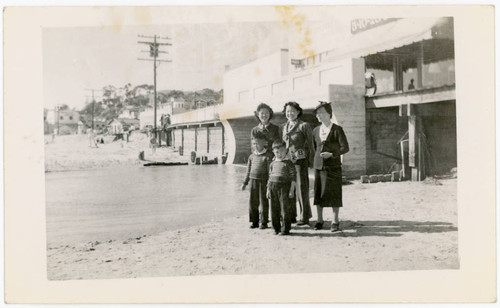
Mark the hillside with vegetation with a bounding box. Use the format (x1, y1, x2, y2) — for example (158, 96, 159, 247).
(78, 84, 223, 127)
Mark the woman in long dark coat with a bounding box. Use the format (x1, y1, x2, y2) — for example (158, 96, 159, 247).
(281, 101, 314, 225)
(312, 102, 349, 232)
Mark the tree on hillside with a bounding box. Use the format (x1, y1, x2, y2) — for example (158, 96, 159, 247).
(167, 90, 185, 100)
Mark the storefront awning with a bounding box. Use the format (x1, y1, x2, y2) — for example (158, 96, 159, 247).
(324, 17, 453, 60)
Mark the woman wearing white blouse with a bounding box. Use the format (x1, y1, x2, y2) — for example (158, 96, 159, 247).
(312, 102, 349, 232)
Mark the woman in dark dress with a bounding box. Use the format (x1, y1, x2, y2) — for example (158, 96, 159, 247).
(281, 101, 314, 225)
(250, 103, 280, 154)
(312, 102, 349, 232)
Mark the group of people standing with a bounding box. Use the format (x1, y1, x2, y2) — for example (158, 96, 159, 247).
(242, 101, 349, 235)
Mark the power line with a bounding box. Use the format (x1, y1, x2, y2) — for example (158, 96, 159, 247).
(137, 34, 173, 144)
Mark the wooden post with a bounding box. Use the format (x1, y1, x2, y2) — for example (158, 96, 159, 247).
(172, 128, 175, 149)
(221, 123, 225, 156)
(408, 112, 419, 181)
(207, 126, 210, 153)
(417, 41, 424, 88)
(400, 140, 406, 179)
(418, 133, 423, 181)
(194, 127, 198, 152)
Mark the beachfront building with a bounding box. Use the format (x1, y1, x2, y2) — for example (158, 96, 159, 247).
(169, 17, 455, 180)
(45, 108, 83, 135)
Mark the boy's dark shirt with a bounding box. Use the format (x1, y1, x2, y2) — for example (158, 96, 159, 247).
(243, 151, 274, 185)
(268, 158, 296, 184)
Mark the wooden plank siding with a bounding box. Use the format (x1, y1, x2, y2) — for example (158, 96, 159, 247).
(209, 126, 224, 156)
(226, 116, 258, 164)
(197, 127, 208, 154)
(183, 129, 196, 154)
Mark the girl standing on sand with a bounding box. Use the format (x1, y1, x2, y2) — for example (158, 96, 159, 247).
(250, 103, 280, 154)
(312, 101, 349, 232)
(281, 101, 314, 225)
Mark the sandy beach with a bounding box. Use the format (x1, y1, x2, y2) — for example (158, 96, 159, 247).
(44, 132, 190, 172)
(45, 134, 458, 280)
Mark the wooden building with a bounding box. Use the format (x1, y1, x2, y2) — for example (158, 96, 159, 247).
(168, 17, 456, 180)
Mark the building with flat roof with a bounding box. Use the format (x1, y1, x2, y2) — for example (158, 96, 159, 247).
(168, 17, 456, 180)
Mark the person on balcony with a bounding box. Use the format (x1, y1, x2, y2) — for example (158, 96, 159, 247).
(408, 79, 416, 90)
(365, 72, 377, 96)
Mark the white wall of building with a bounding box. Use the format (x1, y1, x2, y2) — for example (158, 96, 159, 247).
(221, 49, 354, 120)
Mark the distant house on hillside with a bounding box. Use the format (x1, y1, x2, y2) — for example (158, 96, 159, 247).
(118, 106, 138, 119)
(45, 109, 83, 135)
(109, 118, 140, 134)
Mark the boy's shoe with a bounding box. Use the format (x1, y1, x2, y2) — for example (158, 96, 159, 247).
(250, 223, 259, 229)
(314, 222, 323, 230)
(274, 230, 280, 235)
(279, 231, 290, 236)
(330, 223, 341, 232)
(259, 223, 268, 229)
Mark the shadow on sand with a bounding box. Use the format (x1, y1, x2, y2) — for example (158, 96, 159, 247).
(290, 220, 457, 238)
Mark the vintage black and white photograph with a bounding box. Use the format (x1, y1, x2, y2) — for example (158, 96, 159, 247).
(43, 8, 459, 280)
(4, 4, 496, 304)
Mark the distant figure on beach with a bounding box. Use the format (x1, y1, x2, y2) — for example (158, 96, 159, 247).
(163, 114, 172, 146)
(266, 140, 296, 235)
(149, 134, 157, 154)
(408, 78, 415, 90)
(312, 101, 349, 232)
(88, 129, 99, 148)
(250, 103, 280, 155)
(281, 101, 314, 226)
(242, 132, 273, 229)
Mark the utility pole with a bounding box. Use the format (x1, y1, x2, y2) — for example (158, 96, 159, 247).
(56, 105, 60, 135)
(85, 88, 101, 131)
(138, 35, 172, 144)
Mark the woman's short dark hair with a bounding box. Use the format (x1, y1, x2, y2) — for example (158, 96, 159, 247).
(313, 101, 333, 117)
(272, 140, 287, 149)
(252, 131, 267, 141)
(254, 103, 274, 122)
(282, 101, 303, 118)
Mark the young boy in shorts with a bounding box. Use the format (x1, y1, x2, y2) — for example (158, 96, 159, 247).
(266, 140, 296, 235)
(242, 132, 274, 229)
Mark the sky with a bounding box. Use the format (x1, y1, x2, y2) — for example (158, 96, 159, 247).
(42, 15, 350, 111)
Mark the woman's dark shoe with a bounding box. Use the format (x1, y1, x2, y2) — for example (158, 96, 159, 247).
(330, 223, 341, 232)
(296, 220, 309, 226)
(314, 222, 323, 230)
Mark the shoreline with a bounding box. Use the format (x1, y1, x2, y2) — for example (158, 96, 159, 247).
(45, 134, 459, 280)
(47, 177, 458, 280)
(44, 133, 190, 173)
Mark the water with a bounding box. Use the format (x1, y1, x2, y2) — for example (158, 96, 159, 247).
(45, 164, 248, 246)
